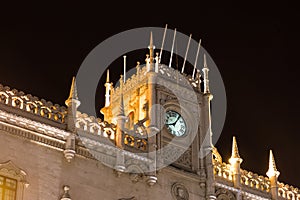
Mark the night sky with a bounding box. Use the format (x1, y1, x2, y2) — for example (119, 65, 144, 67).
(0, 2, 299, 186)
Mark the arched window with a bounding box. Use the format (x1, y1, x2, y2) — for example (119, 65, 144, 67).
(0, 161, 28, 200)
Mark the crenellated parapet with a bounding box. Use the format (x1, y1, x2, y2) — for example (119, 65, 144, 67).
(0, 84, 67, 124)
(213, 147, 300, 200)
(278, 182, 300, 200)
(240, 169, 270, 192)
(75, 111, 148, 152)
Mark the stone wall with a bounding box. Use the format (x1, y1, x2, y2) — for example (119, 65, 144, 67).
(0, 129, 203, 200)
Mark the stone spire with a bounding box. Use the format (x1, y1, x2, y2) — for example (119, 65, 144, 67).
(229, 136, 243, 189)
(64, 77, 80, 162)
(202, 54, 210, 94)
(104, 70, 112, 107)
(65, 77, 80, 108)
(267, 150, 280, 178)
(230, 136, 241, 159)
(100, 70, 113, 122)
(267, 150, 280, 200)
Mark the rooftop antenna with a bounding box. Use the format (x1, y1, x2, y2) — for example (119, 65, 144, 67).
(123, 55, 126, 83)
(159, 24, 168, 64)
(169, 28, 177, 68)
(181, 34, 192, 74)
(192, 39, 201, 79)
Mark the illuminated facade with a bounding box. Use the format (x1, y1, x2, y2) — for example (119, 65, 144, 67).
(0, 34, 299, 200)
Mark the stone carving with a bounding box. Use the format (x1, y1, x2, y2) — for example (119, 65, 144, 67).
(278, 182, 300, 200)
(174, 148, 192, 168)
(171, 183, 189, 200)
(0, 84, 66, 123)
(60, 185, 72, 200)
(216, 188, 235, 200)
(162, 145, 185, 165)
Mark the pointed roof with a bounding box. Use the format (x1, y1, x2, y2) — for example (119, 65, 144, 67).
(68, 77, 78, 100)
(65, 77, 80, 107)
(266, 150, 280, 178)
(231, 136, 240, 158)
(229, 136, 243, 164)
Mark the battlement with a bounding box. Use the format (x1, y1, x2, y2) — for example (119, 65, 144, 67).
(213, 148, 300, 200)
(0, 84, 67, 126)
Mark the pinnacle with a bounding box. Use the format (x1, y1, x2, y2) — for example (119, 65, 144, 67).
(65, 76, 80, 107)
(231, 136, 240, 159)
(267, 150, 280, 178)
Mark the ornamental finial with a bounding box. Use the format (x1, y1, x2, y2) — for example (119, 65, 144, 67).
(229, 136, 243, 164)
(267, 150, 280, 178)
(65, 77, 80, 108)
(231, 136, 240, 158)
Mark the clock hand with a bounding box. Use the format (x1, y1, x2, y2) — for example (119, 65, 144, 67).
(174, 115, 180, 124)
(166, 116, 180, 126)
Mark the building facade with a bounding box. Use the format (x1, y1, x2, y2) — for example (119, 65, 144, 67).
(0, 34, 299, 200)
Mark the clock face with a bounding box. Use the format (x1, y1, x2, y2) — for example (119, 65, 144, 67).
(165, 110, 187, 137)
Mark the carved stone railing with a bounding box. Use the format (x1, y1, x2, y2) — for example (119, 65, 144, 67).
(278, 182, 300, 200)
(113, 64, 201, 99)
(213, 158, 300, 198)
(158, 64, 193, 86)
(124, 133, 147, 151)
(213, 161, 232, 181)
(75, 111, 148, 151)
(113, 65, 148, 98)
(0, 84, 66, 123)
(240, 169, 270, 192)
(213, 161, 270, 192)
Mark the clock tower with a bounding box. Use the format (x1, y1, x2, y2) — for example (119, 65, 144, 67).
(100, 32, 216, 199)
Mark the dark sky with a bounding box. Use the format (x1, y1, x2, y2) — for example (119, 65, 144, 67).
(0, 2, 299, 186)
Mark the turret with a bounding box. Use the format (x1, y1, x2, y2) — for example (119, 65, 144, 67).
(201, 53, 215, 200)
(100, 70, 113, 122)
(146, 33, 159, 186)
(64, 77, 80, 162)
(266, 150, 280, 200)
(229, 136, 243, 188)
(114, 75, 127, 175)
(65, 77, 80, 132)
